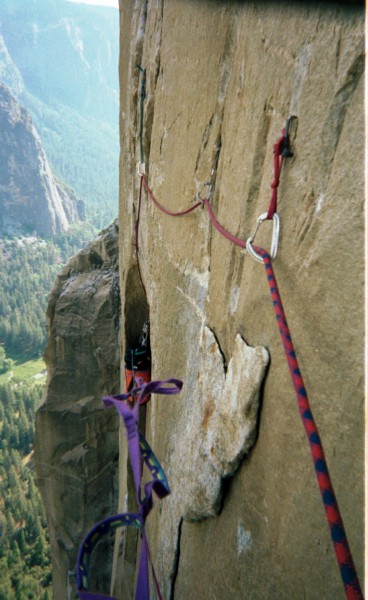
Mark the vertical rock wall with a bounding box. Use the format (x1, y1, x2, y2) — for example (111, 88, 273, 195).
(117, 2, 363, 600)
(35, 223, 120, 599)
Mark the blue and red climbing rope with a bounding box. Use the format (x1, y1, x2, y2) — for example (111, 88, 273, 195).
(255, 249, 363, 600)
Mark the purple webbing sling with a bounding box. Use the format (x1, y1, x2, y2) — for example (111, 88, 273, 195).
(76, 378, 183, 600)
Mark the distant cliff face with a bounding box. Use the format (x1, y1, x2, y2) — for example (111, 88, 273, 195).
(0, 83, 83, 237)
(0, 0, 118, 127)
(34, 221, 120, 598)
(0, 0, 119, 225)
(0, 33, 24, 97)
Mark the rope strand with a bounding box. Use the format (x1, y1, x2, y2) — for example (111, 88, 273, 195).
(141, 174, 202, 216)
(135, 175, 147, 295)
(202, 198, 246, 249)
(256, 248, 363, 600)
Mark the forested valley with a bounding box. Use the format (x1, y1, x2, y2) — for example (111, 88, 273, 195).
(0, 221, 101, 598)
(0, 383, 49, 599)
(0, 223, 97, 358)
(0, 1, 119, 596)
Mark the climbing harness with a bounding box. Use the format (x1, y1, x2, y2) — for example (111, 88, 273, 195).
(76, 378, 183, 600)
(132, 67, 363, 598)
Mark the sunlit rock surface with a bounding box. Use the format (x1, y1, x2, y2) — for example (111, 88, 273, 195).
(115, 2, 364, 600)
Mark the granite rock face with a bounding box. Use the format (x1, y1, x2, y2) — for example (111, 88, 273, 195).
(116, 2, 364, 600)
(34, 222, 120, 599)
(0, 82, 83, 237)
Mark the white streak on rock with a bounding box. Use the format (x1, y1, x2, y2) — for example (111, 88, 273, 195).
(237, 524, 253, 557)
(229, 285, 240, 315)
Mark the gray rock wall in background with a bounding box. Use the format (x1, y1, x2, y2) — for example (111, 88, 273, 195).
(0, 83, 83, 237)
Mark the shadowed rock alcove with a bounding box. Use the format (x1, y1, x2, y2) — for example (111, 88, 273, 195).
(110, 261, 151, 599)
(124, 265, 150, 351)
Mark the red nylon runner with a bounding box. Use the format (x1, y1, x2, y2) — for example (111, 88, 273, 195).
(141, 174, 202, 216)
(202, 199, 246, 248)
(266, 131, 285, 219)
(139, 174, 247, 248)
(138, 125, 288, 236)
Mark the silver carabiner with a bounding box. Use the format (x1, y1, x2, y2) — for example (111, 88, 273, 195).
(195, 182, 213, 202)
(246, 212, 280, 263)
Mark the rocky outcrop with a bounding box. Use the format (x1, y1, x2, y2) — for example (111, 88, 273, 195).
(34, 222, 120, 599)
(0, 83, 83, 237)
(115, 2, 364, 600)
